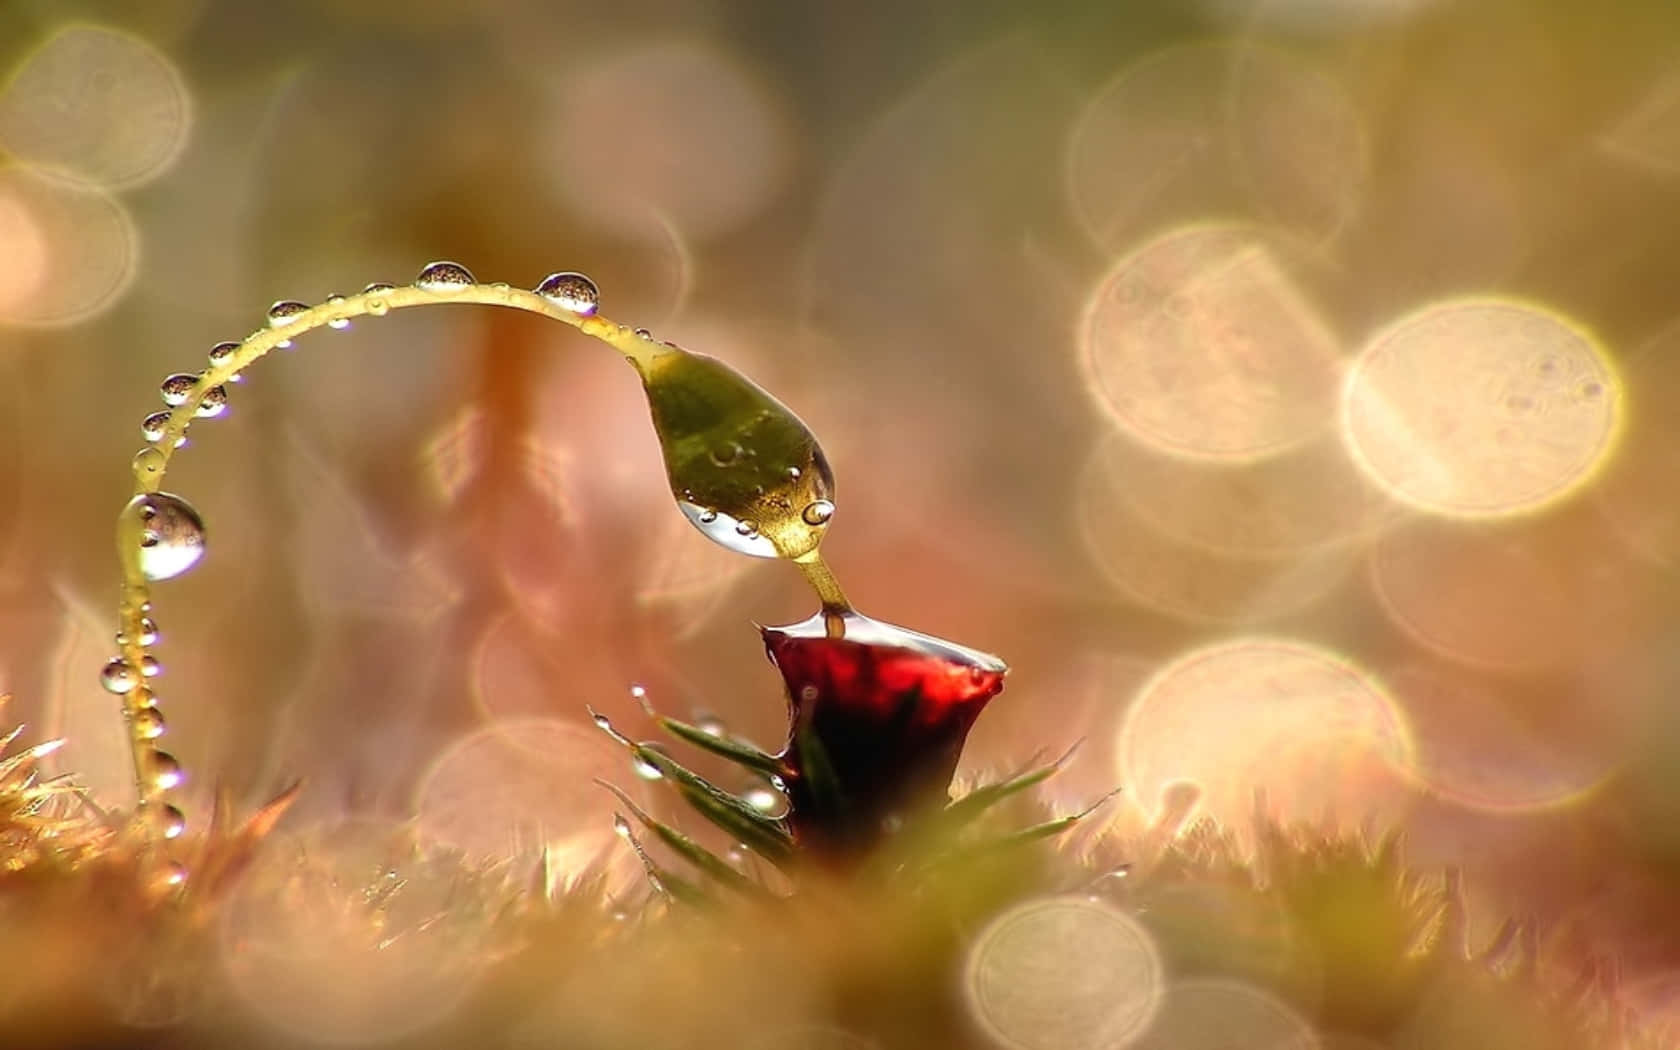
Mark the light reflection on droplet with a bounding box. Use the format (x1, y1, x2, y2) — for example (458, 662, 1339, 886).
(1340, 298, 1621, 518)
(1117, 638, 1412, 838)
(1129, 978, 1318, 1050)
(0, 25, 192, 189)
(1080, 224, 1342, 463)
(964, 896, 1164, 1050)
(0, 166, 137, 327)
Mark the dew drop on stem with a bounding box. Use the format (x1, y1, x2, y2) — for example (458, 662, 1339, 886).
(534, 271, 600, 316)
(414, 260, 475, 292)
(158, 373, 197, 407)
(148, 750, 183, 791)
(266, 300, 309, 327)
(100, 658, 138, 694)
(132, 707, 165, 739)
(196, 384, 228, 418)
(140, 411, 170, 442)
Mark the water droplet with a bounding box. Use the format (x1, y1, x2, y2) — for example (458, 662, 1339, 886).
(155, 803, 186, 839)
(787, 467, 802, 481)
(631, 742, 671, 781)
(734, 520, 758, 538)
(698, 509, 718, 524)
(801, 499, 835, 526)
(149, 750, 183, 791)
(534, 271, 600, 316)
(195, 384, 228, 418)
(275, 338, 294, 350)
(591, 712, 613, 731)
(138, 616, 160, 646)
(140, 411, 171, 442)
(207, 341, 239, 366)
(695, 713, 727, 738)
(634, 328, 653, 340)
(743, 784, 789, 818)
(133, 492, 206, 581)
(415, 260, 475, 292)
(709, 443, 742, 466)
(799, 684, 819, 703)
(158, 373, 197, 407)
(266, 300, 309, 327)
(131, 447, 165, 478)
(156, 861, 188, 890)
(132, 707, 165, 740)
(613, 814, 633, 838)
(101, 658, 137, 694)
(139, 654, 161, 678)
(629, 684, 648, 702)
(363, 282, 394, 316)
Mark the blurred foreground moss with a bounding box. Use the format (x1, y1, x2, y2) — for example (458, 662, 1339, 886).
(0, 705, 1664, 1050)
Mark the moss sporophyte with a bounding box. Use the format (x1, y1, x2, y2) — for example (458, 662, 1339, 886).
(107, 262, 1090, 894)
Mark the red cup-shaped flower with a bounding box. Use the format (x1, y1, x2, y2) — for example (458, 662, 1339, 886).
(761, 610, 1007, 862)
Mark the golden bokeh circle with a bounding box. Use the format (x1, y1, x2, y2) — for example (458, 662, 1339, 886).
(1341, 298, 1621, 518)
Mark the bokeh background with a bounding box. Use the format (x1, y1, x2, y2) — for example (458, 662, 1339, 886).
(3, 0, 1680, 1039)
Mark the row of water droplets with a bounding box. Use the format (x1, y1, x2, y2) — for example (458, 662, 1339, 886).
(110, 259, 850, 883)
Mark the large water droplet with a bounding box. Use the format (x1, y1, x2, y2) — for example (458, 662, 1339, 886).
(139, 654, 160, 678)
(140, 411, 171, 442)
(323, 293, 351, 330)
(678, 502, 779, 558)
(801, 499, 835, 526)
(415, 260, 475, 291)
(613, 813, 634, 838)
(133, 492, 206, 581)
(132, 707, 165, 739)
(266, 300, 309, 327)
(101, 658, 138, 694)
(196, 385, 228, 418)
(632, 742, 672, 781)
(148, 750, 183, 791)
(642, 349, 837, 560)
(534, 271, 600, 316)
(137, 616, 160, 646)
(158, 373, 197, 407)
(207, 341, 239, 366)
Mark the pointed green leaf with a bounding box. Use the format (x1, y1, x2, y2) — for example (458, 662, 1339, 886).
(940, 743, 1081, 831)
(658, 716, 787, 779)
(598, 780, 767, 898)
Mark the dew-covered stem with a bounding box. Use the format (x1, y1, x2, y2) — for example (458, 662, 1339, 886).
(113, 267, 852, 870)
